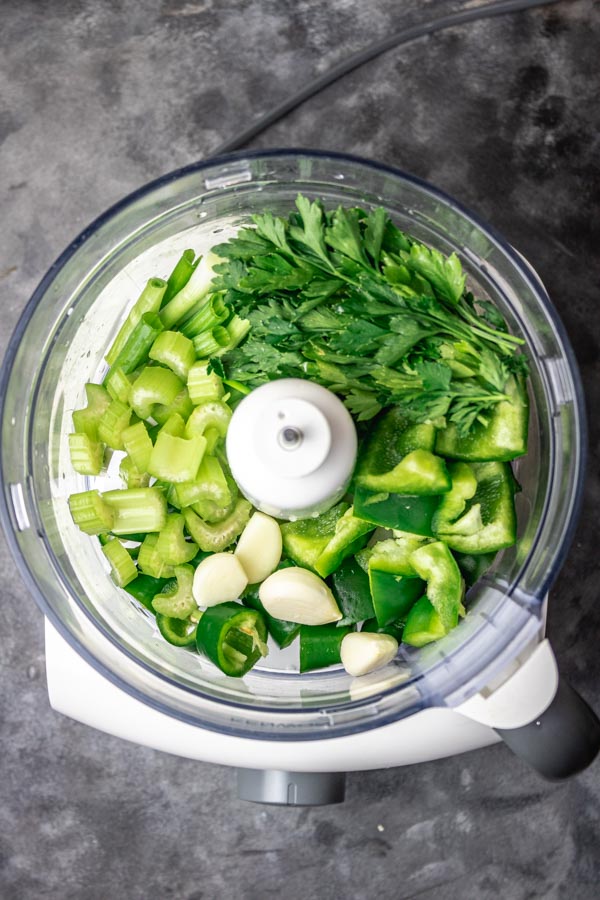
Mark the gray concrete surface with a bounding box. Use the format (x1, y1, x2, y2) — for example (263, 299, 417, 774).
(1, 1, 599, 897)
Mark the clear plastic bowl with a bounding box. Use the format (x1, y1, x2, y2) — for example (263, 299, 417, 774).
(0, 150, 586, 740)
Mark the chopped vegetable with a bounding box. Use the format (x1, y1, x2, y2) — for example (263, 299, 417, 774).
(195, 602, 268, 677)
(340, 632, 398, 677)
(259, 567, 342, 626)
(152, 565, 197, 619)
(234, 512, 282, 584)
(300, 623, 353, 673)
(192, 552, 248, 607)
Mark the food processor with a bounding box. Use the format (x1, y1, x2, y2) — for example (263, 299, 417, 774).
(2, 150, 598, 806)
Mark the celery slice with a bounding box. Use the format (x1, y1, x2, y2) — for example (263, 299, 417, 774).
(192, 326, 230, 358)
(97, 399, 132, 451)
(103, 487, 167, 534)
(105, 278, 167, 367)
(68, 433, 104, 476)
(149, 330, 196, 381)
(129, 366, 183, 420)
(155, 513, 199, 565)
(122, 421, 153, 473)
(151, 564, 197, 619)
(187, 362, 225, 405)
(184, 498, 252, 552)
(104, 366, 135, 404)
(180, 294, 228, 338)
(174, 456, 231, 508)
(159, 251, 222, 329)
(138, 533, 175, 578)
(185, 400, 231, 440)
(69, 490, 114, 535)
(120, 455, 151, 489)
(158, 413, 186, 437)
(162, 250, 198, 307)
(102, 538, 138, 587)
(152, 387, 193, 426)
(148, 431, 206, 483)
(72, 383, 112, 441)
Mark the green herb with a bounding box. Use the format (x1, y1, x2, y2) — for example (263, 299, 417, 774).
(211, 195, 526, 434)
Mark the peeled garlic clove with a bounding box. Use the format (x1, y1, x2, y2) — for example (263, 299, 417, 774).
(259, 567, 342, 626)
(235, 512, 282, 584)
(340, 632, 398, 677)
(192, 552, 248, 607)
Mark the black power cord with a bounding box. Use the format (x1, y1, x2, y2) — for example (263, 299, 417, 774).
(211, 0, 564, 156)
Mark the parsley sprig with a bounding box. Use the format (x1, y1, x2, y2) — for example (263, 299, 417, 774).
(211, 195, 526, 434)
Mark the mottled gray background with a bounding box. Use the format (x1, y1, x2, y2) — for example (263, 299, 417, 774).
(1, 1, 599, 898)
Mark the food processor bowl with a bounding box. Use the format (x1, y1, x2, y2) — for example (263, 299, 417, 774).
(1, 151, 597, 791)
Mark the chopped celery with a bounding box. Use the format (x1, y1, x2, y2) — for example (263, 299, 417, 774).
(192, 326, 230, 358)
(105, 277, 167, 367)
(68, 432, 104, 476)
(129, 366, 183, 420)
(148, 431, 207, 483)
(122, 421, 153, 472)
(120, 455, 150, 489)
(180, 294, 228, 338)
(162, 249, 198, 307)
(104, 366, 135, 404)
(222, 314, 250, 352)
(102, 537, 138, 587)
(72, 383, 112, 441)
(187, 361, 225, 405)
(159, 251, 222, 329)
(155, 513, 199, 565)
(149, 330, 196, 380)
(68, 490, 114, 534)
(108, 312, 164, 376)
(97, 399, 132, 451)
(103, 487, 167, 534)
(152, 387, 193, 426)
(151, 565, 197, 619)
(158, 413, 185, 437)
(137, 533, 175, 579)
(184, 498, 252, 552)
(185, 400, 231, 440)
(173, 456, 231, 508)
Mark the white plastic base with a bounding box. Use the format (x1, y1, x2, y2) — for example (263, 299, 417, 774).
(45, 619, 500, 771)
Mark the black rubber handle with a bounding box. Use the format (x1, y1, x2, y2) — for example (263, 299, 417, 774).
(496, 679, 600, 780)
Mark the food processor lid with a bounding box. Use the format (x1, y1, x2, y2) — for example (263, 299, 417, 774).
(226, 378, 357, 519)
(0, 149, 587, 741)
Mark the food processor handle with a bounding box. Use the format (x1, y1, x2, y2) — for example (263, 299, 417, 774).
(495, 678, 600, 780)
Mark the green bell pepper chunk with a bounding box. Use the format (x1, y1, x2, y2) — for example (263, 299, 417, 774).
(299, 624, 353, 673)
(453, 550, 497, 588)
(356, 536, 426, 575)
(242, 561, 300, 649)
(353, 486, 441, 536)
(434, 374, 529, 462)
(355, 406, 445, 495)
(156, 613, 198, 647)
(369, 569, 425, 628)
(435, 461, 517, 554)
(431, 462, 478, 534)
(329, 556, 374, 626)
(409, 541, 464, 633)
(356, 449, 450, 495)
(280, 502, 348, 571)
(314, 507, 374, 577)
(403, 596, 447, 647)
(196, 602, 268, 677)
(362, 618, 405, 643)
